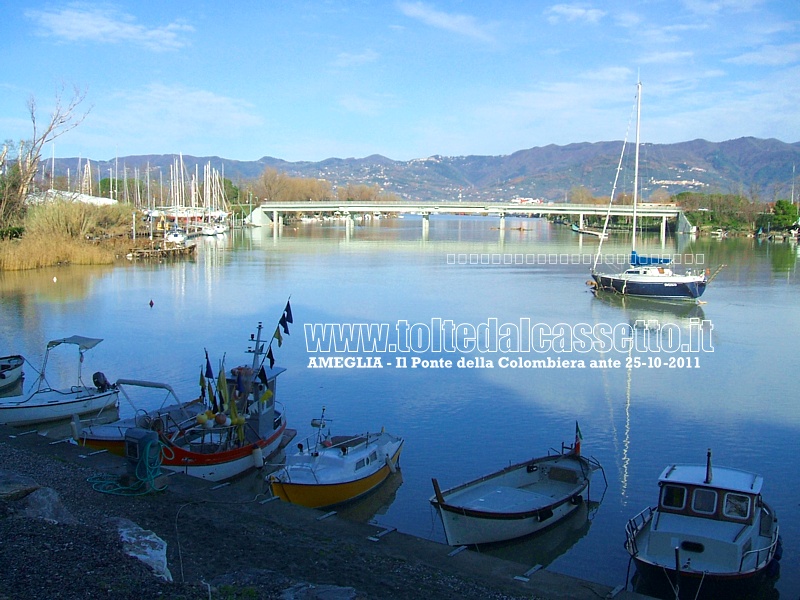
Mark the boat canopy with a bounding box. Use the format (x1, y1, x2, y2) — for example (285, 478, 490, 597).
(46, 336, 103, 351)
(659, 464, 763, 495)
(630, 251, 672, 267)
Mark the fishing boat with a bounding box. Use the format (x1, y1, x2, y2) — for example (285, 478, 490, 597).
(73, 322, 295, 482)
(269, 407, 404, 509)
(590, 82, 712, 300)
(0, 355, 24, 390)
(0, 337, 118, 426)
(430, 423, 603, 546)
(625, 450, 781, 595)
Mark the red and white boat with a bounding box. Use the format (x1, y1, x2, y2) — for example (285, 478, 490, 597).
(73, 322, 296, 482)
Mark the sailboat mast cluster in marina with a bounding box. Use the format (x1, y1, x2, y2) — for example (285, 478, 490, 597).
(145, 154, 231, 238)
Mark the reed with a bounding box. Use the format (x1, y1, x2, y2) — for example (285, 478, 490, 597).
(0, 233, 116, 270)
(0, 201, 133, 270)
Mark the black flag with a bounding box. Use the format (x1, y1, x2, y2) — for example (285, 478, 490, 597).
(284, 301, 293, 324)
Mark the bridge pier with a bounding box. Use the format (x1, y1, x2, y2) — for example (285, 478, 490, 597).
(579, 213, 584, 229)
(499, 213, 506, 230)
(661, 215, 667, 241)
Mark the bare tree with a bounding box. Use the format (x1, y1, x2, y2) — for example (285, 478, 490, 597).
(0, 84, 90, 226)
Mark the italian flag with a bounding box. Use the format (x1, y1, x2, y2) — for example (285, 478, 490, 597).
(574, 421, 583, 456)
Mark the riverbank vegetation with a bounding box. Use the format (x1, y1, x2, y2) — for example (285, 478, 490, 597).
(0, 201, 132, 270)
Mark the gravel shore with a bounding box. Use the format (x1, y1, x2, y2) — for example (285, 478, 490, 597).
(0, 428, 640, 600)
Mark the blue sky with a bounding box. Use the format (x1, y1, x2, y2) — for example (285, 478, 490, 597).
(2, 1, 799, 163)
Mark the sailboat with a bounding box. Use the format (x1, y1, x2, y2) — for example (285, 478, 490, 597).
(590, 82, 710, 300)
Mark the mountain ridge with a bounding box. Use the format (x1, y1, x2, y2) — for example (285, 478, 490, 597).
(49, 137, 800, 203)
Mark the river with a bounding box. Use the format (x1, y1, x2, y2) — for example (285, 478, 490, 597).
(1, 214, 797, 598)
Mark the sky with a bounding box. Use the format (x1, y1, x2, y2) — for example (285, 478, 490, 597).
(1, 1, 799, 163)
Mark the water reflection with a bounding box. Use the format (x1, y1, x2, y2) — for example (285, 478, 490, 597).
(475, 500, 597, 569)
(630, 567, 780, 600)
(334, 471, 404, 524)
(591, 290, 707, 327)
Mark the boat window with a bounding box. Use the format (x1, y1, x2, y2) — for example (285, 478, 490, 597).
(723, 493, 751, 520)
(369, 451, 378, 462)
(692, 489, 717, 515)
(355, 458, 366, 470)
(661, 485, 686, 509)
(681, 541, 704, 553)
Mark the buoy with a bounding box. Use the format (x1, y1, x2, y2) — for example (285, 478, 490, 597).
(252, 447, 264, 469)
(196, 413, 208, 424)
(215, 413, 227, 425)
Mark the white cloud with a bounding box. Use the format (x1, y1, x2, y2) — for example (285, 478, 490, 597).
(726, 43, 800, 66)
(332, 49, 380, 68)
(72, 84, 263, 157)
(397, 2, 494, 42)
(545, 4, 606, 25)
(25, 4, 193, 52)
(681, 0, 765, 16)
(639, 51, 695, 65)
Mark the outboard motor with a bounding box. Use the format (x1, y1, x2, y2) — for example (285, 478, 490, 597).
(92, 371, 110, 392)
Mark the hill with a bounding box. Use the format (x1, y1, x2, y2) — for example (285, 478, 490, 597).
(50, 137, 800, 203)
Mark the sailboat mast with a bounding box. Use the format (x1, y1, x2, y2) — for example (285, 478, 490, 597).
(631, 81, 641, 253)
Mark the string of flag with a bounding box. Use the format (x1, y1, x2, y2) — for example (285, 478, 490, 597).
(198, 298, 294, 411)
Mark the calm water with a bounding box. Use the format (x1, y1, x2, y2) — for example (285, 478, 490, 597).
(1, 215, 798, 598)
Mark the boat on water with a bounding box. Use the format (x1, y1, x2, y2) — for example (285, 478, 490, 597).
(625, 450, 781, 596)
(590, 82, 714, 300)
(165, 227, 187, 245)
(0, 355, 24, 390)
(269, 406, 404, 509)
(0, 337, 118, 426)
(430, 423, 604, 546)
(73, 322, 296, 482)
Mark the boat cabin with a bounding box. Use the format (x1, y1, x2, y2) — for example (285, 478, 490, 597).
(657, 463, 762, 527)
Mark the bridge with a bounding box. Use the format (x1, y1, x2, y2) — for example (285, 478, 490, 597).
(246, 201, 690, 237)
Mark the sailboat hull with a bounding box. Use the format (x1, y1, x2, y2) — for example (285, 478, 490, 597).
(592, 272, 706, 300)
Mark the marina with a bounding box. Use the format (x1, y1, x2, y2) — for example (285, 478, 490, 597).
(0, 216, 798, 599)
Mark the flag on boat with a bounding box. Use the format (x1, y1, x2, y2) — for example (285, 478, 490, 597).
(284, 301, 293, 324)
(204, 350, 213, 379)
(273, 326, 283, 347)
(235, 369, 245, 395)
(199, 366, 206, 400)
(217, 368, 229, 412)
(267, 347, 275, 369)
(574, 421, 583, 456)
(279, 313, 290, 335)
(258, 365, 268, 385)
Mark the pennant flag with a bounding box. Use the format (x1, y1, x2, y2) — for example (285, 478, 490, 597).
(284, 301, 293, 324)
(236, 369, 245, 395)
(260, 387, 273, 404)
(273, 326, 283, 347)
(267, 347, 275, 369)
(208, 381, 218, 413)
(258, 365, 268, 385)
(204, 351, 213, 379)
(199, 367, 206, 400)
(279, 313, 290, 335)
(218, 368, 230, 412)
(574, 421, 583, 456)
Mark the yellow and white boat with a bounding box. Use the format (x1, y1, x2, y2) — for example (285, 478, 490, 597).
(269, 407, 404, 509)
